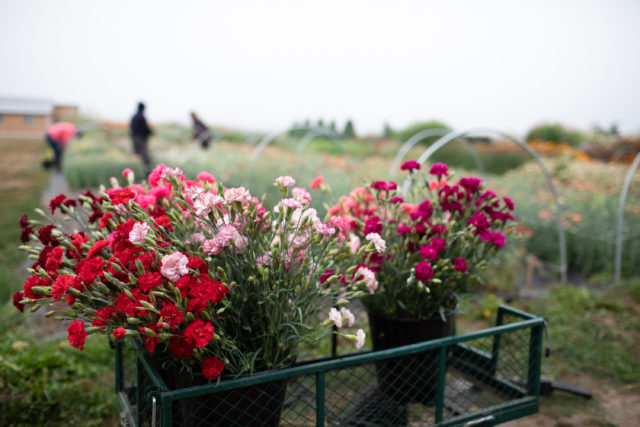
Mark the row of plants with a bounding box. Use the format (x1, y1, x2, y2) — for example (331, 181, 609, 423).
(0, 138, 116, 426)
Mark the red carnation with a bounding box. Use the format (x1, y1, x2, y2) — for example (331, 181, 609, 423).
(184, 319, 214, 348)
(170, 335, 195, 358)
(113, 327, 127, 340)
(51, 274, 75, 301)
(160, 302, 184, 330)
(138, 272, 163, 293)
(110, 187, 136, 205)
(37, 224, 58, 246)
(75, 257, 105, 285)
(49, 194, 67, 214)
(12, 291, 25, 312)
(187, 256, 208, 274)
(99, 212, 114, 228)
(87, 239, 109, 257)
(67, 319, 87, 350)
(202, 356, 225, 380)
(44, 246, 64, 275)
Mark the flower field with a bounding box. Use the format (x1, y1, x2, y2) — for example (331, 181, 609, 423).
(1, 123, 640, 425)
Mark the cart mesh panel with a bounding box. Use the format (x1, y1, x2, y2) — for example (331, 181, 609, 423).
(118, 307, 541, 426)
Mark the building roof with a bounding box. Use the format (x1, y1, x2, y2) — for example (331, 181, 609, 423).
(0, 97, 54, 115)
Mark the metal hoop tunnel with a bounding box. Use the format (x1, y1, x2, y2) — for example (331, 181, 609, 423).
(614, 151, 640, 285)
(389, 129, 484, 177)
(400, 128, 568, 283)
(295, 129, 345, 155)
(250, 127, 343, 164)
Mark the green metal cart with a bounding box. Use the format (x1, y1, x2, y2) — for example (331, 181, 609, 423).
(116, 305, 545, 426)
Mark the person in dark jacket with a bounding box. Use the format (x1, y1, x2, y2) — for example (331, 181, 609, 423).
(130, 102, 153, 175)
(190, 112, 213, 149)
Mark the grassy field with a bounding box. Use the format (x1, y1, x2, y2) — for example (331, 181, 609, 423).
(2, 131, 639, 425)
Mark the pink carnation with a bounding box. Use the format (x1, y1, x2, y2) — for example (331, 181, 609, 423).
(160, 166, 184, 180)
(224, 187, 250, 203)
(453, 257, 467, 272)
(401, 160, 421, 171)
(274, 176, 296, 187)
(203, 237, 225, 255)
(279, 198, 303, 209)
(414, 261, 434, 283)
(161, 252, 189, 281)
(122, 168, 134, 180)
(291, 187, 312, 206)
(310, 176, 324, 189)
(429, 163, 449, 176)
(197, 171, 216, 183)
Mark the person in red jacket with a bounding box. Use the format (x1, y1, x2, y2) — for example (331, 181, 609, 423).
(44, 122, 78, 171)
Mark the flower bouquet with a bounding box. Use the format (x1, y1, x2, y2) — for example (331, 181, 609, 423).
(14, 165, 369, 386)
(327, 161, 516, 403)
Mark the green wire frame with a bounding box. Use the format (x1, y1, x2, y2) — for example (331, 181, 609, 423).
(116, 305, 544, 427)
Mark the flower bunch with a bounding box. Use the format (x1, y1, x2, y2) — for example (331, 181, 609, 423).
(327, 161, 516, 319)
(15, 165, 368, 379)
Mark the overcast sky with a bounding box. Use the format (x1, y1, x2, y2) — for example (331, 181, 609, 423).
(1, 0, 639, 136)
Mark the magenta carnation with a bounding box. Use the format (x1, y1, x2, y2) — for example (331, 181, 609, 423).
(429, 163, 449, 176)
(400, 160, 421, 172)
(414, 261, 434, 283)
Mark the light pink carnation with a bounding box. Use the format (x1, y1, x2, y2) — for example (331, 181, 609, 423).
(360, 267, 378, 294)
(194, 192, 223, 216)
(191, 233, 205, 243)
(279, 198, 303, 209)
(129, 222, 151, 244)
(160, 166, 184, 180)
(224, 187, 250, 203)
(291, 187, 312, 206)
(313, 221, 336, 236)
(365, 233, 386, 253)
(202, 237, 224, 255)
(347, 233, 361, 255)
(356, 329, 366, 349)
(161, 252, 189, 281)
(274, 176, 296, 187)
(256, 253, 272, 266)
(328, 307, 342, 328)
(341, 307, 355, 327)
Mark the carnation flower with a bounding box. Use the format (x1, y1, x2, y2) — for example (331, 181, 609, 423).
(414, 261, 434, 283)
(429, 162, 449, 176)
(365, 233, 386, 253)
(310, 175, 324, 189)
(161, 252, 189, 282)
(355, 329, 366, 349)
(341, 307, 355, 327)
(113, 327, 127, 340)
(401, 160, 421, 171)
(223, 187, 250, 203)
(160, 166, 184, 180)
(274, 176, 296, 187)
(453, 257, 468, 272)
(67, 319, 87, 350)
(202, 356, 225, 380)
(359, 267, 378, 294)
(184, 319, 214, 348)
(328, 307, 343, 328)
(197, 171, 216, 183)
(291, 187, 312, 206)
(129, 222, 151, 244)
(279, 198, 303, 209)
